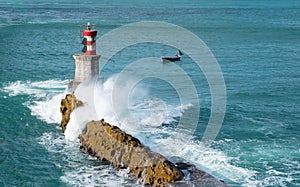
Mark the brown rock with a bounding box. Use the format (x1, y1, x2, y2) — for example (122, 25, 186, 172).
(80, 120, 183, 186)
(60, 93, 83, 133)
(166, 157, 229, 187)
(59, 94, 228, 186)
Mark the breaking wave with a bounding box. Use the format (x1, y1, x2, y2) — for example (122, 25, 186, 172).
(2, 78, 258, 186)
(2, 80, 68, 124)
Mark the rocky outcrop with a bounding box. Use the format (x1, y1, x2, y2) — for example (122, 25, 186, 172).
(167, 157, 228, 187)
(60, 94, 228, 186)
(60, 94, 83, 132)
(80, 120, 184, 186)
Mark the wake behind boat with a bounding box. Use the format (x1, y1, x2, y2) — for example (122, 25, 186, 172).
(162, 50, 183, 62)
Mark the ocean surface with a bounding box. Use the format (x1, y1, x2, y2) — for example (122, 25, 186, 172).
(0, 0, 299, 186)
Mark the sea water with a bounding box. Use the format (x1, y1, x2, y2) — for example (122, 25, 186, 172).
(0, 0, 299, 186)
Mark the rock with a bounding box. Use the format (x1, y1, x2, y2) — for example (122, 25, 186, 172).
(166, 157, 229, 187)
(80, 120, 184, 186)
(60, 93, 83, 132)
(59, 94, 228, 186)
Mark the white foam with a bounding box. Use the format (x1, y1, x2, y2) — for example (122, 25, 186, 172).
(2, 80, 68, 97)
(38, 132, 139, 186)
(49, 77, 257, 185)
(29, 93, 65, 124)
(2, 79, 68, 123)
(3, 79, 263, 186)
(64, 80, 106, 141)
(135, 129, 257, 185)
(62, 74, 193, 140)
(247, 175, 295, 187)
(64, 106, 98, 141)
(181, 141, 256, 184)
(82, 76, 257, 184)
(61, 165, 139, 187)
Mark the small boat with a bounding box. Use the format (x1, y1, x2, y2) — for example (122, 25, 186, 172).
(162, 50, 183, 62)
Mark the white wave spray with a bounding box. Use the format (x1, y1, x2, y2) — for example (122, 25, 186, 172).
(2, 78, 257, 186)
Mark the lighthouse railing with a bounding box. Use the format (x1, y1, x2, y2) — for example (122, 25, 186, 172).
(79, 23, 96, 38)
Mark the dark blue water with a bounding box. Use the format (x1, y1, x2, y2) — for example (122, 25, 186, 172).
(0, 0, 299, 186)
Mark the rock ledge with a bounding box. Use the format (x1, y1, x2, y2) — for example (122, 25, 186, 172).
(60, 94, 83, 132)
(80, 120, 183, 186)
(60, 94, 228, 186)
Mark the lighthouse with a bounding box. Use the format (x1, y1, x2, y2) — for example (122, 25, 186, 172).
(69, 22, 101, 90)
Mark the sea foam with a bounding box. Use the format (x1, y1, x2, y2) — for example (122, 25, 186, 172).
(2, 78, 258, 186)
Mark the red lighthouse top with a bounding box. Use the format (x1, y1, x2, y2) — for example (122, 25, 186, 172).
(81, 22, 97, 56)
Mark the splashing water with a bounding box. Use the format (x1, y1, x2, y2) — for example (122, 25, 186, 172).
(2, 78, 258, 186)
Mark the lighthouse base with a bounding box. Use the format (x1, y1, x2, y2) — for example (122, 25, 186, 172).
(67, 80, 81, 92)
(73, 54, 101, 83)
(67, 54, 101, 92)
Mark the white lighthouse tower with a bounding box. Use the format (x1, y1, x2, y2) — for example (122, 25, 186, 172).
(69, 22, 100, 90)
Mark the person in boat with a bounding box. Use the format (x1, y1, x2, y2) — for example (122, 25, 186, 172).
(177, 50, 183, 57)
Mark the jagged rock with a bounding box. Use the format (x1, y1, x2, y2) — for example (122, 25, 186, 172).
(60, 93, 83, 133)
(167, 157, 228, 187)
(80, 120, 184, 187)
(59, 94, 228, 186)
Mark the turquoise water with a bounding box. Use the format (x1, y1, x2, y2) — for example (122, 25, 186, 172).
(0, 0, 299, 186)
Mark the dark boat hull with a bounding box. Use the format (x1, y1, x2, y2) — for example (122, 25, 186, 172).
(161, 56, 181, 62)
